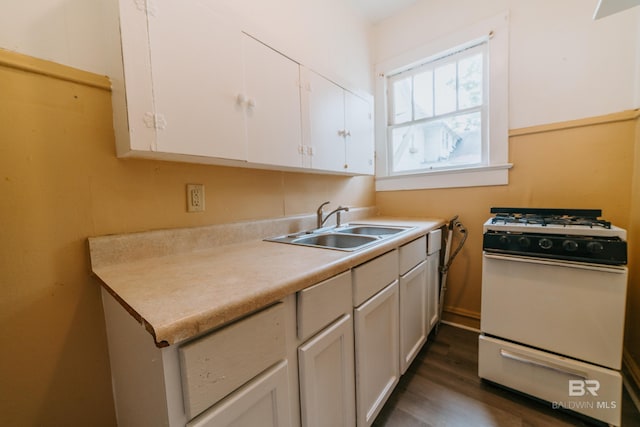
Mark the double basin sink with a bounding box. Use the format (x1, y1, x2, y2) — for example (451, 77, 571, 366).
(265, 224, 415, 251)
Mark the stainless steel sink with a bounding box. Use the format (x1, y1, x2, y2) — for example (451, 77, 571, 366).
(293, 233, 378, 250)
(265, 223, 415, 251)
(334, 225, 409, 236)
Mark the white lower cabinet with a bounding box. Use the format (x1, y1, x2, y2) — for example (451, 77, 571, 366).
(101, 229, 441, 427)
(188, 360, 291, 427)
(426, 251, 440, 332)
(178, 303, 287, 419)
(398, 237, 428, 374)
(296, 271, 355, 427)
(399, 260, 427, 374)
(354, 281, 400, 427)
(298, 314, 356, 427)
(426, 229, 442, 333)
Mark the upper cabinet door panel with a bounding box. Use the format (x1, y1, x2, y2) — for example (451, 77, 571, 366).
(146, 1, 247, 160)
(304, 70, 345, 172)
(118, 0, 156, 151)
(344, 92, 374, 175)
(244, 35, 303, 169)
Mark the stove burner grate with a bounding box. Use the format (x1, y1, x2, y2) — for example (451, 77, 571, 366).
(491, 213, 611, 229)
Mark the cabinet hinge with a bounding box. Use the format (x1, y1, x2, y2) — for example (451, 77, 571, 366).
(143, 112, 167, 130)
(135, 0, 158, 16)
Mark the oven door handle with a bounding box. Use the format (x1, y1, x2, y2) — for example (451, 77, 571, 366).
(499, 349, 588, 379)
(483, 252, 627, 274)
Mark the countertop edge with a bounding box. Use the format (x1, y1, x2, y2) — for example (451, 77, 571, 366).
(91, 216, 446, 347)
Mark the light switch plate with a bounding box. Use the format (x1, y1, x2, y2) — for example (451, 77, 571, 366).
(187, 184, 205, 212)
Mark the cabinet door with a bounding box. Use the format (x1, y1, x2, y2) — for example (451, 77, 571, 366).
(354, 281, 399, 427)
(344, 92, 374, 175)
(187, 360, 291, 427)
(303, 70, 346, 172)
(399, 261, 427, 374)
(298, 314, 356, 427)
(117, 0, 156, 153)
(426, 252, 440, 333)
(244, 35, 303, 168)
(146, 1, 247, 160)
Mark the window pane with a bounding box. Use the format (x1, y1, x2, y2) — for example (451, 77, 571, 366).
(434, 63, 456, 115)
(413, 70, 433, 120)
(391, 111, 482, 173)
(458, 54, 483, 109)
(392, 77, 412, 124)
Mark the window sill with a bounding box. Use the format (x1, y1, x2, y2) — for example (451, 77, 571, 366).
(375, 163, 513, 191)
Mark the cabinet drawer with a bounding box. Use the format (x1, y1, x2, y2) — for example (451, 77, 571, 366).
(187, 360, 291, 427)
(427, 229, 442, 255)
(179, 303, 286, 420)
(478, 335, 622, 426)
(399, 236, 427, 275)
(353, 250, 398, 307)
(297, 271, 352, 341)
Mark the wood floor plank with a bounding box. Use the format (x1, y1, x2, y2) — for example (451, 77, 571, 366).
(374, 324, 640, 427)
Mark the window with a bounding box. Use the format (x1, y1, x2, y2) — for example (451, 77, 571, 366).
(387, 42, 486, 173)
(375, 12, 511, 190)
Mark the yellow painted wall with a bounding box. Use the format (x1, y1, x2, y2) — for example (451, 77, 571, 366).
(626, 113, 640, 384)
(377, 110, 640, 374)
(0, 50, 374, 425)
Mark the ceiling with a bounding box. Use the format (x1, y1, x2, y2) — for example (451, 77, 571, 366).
(592, 0, 640, 19)
(353, 0, 640, 23)
(349, 0, 419, 23)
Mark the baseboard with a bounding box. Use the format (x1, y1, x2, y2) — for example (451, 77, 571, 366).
(439, 319, 480, 333)
(441, 306, 480, 330)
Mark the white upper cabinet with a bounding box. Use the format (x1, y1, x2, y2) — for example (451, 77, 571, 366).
(146, 1, 247, 161)
(344, 91, 375, 175)
(114, 0, 373, 175)
(244, 35, 303, 169)
(302, 69, 374, 174)
(302, 69, 345, 171)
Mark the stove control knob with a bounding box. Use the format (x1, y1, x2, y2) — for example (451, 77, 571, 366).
(538, 238, 553, 250)
(587, 241, 604, 254)
(498, 235, 510, 245)
(562, 240, 578, 252)
(517, 236, 530, 248)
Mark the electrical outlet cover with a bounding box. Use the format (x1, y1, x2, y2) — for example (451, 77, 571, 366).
(187, 184, 205, 212)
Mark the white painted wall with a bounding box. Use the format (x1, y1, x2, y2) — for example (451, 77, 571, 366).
(373, 0, 640, 129)
(0, 0, 373, 93)
(0, 0, 120, 76)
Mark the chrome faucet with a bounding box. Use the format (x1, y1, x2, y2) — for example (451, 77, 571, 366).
(316, 201, 349, 228)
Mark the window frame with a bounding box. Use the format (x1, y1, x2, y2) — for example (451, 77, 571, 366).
(386, 41, 488, 174)
(374, 12, 511, 191)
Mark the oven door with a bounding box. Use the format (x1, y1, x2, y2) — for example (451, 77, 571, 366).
(481, 253, 627, 369)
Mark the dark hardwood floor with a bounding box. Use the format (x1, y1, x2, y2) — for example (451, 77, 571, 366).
(374, 324, 640, 427)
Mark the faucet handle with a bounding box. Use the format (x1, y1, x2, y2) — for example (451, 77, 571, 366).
(336, 205, 349, 226)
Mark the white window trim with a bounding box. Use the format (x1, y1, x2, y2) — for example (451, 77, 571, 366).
(374, 11, 511, 191)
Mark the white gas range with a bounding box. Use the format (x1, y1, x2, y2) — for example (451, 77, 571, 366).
(478, 208, 628, 426)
